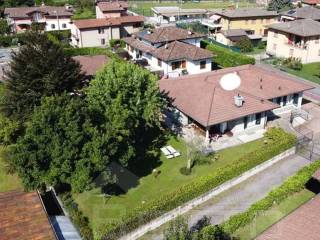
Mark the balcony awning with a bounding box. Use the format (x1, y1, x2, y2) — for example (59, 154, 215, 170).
(209, 15, 221, 21)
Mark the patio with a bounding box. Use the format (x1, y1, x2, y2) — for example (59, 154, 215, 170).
(182, 124, 266, 152)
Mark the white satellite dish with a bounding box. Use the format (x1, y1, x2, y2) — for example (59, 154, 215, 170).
(219, 72, 241, 91)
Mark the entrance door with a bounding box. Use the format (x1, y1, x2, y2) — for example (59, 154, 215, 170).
(244, 116, 248, 129)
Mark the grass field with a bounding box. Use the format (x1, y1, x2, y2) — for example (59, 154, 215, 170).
(129, 1, 257, 16)
(74, 136, 264, 237)
(233, 189, 315, 239)
(0, 146, 22, 192)
(283, 62, 320, 85)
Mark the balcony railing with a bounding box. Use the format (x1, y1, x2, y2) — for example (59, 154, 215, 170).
(285, 41, 308, 49)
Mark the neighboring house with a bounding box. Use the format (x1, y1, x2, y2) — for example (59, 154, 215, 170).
(4, 4, 73, 33)
(0, 190, 57, 240)
(215, 29, 262, 46)
(123, 26, 213, 76)
(96, 1, 128, 19)
(210, 8, 278, 37)
(280, 6, 320, 21)
(73, 54, 109, 79)
(159, 64, 313, 139)
(266, 19, 320, 63)
(70, 15, 144, 47)
(302, 0, 320, 7)
(256, 193, 320, 240)
(151, 6, 208, 24)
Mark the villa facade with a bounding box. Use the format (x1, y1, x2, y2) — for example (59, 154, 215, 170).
(159, 64, 313, 139)
(124, 27, 213, 76)
(70, 16, 144, 47)
(4, 4, 73, 33)
(266, 19, 320, 63)
(96, 1, 128, 19)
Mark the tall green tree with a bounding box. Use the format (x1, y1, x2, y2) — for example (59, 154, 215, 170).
(268, 0, 292, 11)
(0, 19, 10, 35)
(85, 59, 166, 171)
(12, 94, 92, 191)
(1, 32, 85, 121)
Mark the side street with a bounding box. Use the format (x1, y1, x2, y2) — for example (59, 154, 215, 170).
(0, 1, 320, 240)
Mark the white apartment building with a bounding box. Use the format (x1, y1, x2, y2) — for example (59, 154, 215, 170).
(266, 19, 320, 63)
(4, 4, 73, 33)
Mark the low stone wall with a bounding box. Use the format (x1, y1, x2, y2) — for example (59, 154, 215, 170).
(120, 147, 296, 240)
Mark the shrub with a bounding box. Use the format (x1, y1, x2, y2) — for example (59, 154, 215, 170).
(281, 57, 303, 70)
(63, 47, 111, 57)
(101, 128, 296, 239)
(0, 33, 27, 47)
(257, 41, 266, 49)
(202, 40, 255, 68)
(109, 39, 125, 48)
(235, 37, 253, 53)
(60, 192, 94, 240)
(201, 158, 320, 235)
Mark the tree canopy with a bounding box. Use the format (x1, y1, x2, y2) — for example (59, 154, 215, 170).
(1, 31, 85, 121)
(12, 60, 166, 193)
(268, 0, 292, 11)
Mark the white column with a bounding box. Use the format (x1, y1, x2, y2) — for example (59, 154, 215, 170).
(205, 127, 210, 141)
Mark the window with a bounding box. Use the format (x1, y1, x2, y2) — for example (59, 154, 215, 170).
(276, 97, 282, 105)
(171, 61, 186, 70)
(256, 113, 262, 125)
(293, 93, 299, 106)
(98, 28, 104, 34)
(51, 24, 55, 29)
(274, 31, 278, 38)
(157, 58, 162, 67)
(283, 95, 287, 106)
(62, 23, 67, 28)
(289, 49, 294, 57)
(101, 38, 105, 45)
(200, 60, 206, 69)
(181, 60, 186, 69)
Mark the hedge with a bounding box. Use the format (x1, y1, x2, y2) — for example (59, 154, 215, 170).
(0, 33, 28, 47)
(202, 40, 255, 68)
(100, 128, 296, 239)
(200, 157, 320, 236)
(60, 192, 94, 240)
(63, 47, 112, 57)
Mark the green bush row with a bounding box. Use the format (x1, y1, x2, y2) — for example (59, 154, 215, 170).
(60, 192, 94, 240)
(202, 40, 255, 68)
(63, 47, 111, 57)
(101, 128, 296, 239)
(0, 33, 28, 47)
(109, 39, 125, 48)
(201, 157, 320, 236)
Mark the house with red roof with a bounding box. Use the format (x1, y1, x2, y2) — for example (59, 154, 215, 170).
(4, 3, 74, 33)
(124, 26, 214, 76)
(96, 1, 129, 19)
(159, 64, 313, 139)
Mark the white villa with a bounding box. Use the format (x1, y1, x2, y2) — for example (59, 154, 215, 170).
(123, 26, 214, 77)
(159, 64, 313, 140)
(266, 19, 320, 63)
(4, 4, 73, 33)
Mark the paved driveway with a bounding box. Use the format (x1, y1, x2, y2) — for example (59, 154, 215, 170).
(144, 154, 310, 240)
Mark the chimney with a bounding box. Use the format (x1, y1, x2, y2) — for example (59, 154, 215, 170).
(234, 94, 244, 107)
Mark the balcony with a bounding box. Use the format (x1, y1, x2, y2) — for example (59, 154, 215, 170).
(285, 40, 308, 50)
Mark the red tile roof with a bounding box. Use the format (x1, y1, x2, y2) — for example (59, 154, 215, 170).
(73, 15, 144, 29)
(97, 1, 128, 12)
(159, 64, 313, 127)
(73, 55, 109, 75)
(152, 41, 213, 61)
(256, 194, 320, 240)
(4, 6, 73, 18)
(0, 190, 56, 240)
(302, 0, 320, 5)
(136, 26, 205, 44)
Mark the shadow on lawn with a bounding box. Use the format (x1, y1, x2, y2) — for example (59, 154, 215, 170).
(100, 125, 173, 196)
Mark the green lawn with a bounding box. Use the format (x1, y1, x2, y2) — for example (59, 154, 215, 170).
(281, 62, 320, 85)
(129, 1, 257, 16)
(74, 136, 264, 237)
(0, 146, 22, 192)
(72, 8, 96, 20)
(233, 189, 315, 240)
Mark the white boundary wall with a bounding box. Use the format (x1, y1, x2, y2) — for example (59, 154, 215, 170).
(120, 147, 296, 240)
